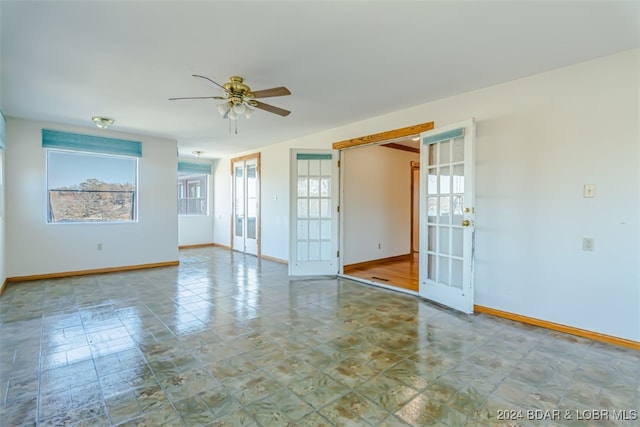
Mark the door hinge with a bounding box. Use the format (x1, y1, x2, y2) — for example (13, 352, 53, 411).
(337, 206, 340, 213)
(337, 160, 341, 168)
(337, 250, 340, 257)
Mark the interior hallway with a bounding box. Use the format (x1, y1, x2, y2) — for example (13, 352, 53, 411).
(1, 247, 638, 426)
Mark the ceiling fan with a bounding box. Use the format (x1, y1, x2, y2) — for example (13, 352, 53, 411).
(170, 75, 291, 121)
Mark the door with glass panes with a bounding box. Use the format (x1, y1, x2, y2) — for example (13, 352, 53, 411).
(289, 150, 339, 275)
(232, 156, 259, 256)
(419, 119, 475, 313)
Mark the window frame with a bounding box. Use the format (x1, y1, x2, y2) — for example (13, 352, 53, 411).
(46, 148, 139, 224)
(177, 172, 209, 216)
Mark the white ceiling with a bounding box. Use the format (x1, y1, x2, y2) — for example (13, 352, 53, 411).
(1, 1, 638, 159)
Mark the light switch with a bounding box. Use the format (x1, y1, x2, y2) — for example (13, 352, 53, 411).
(583, 184, 595, 198)
(582, 238, 594, 251)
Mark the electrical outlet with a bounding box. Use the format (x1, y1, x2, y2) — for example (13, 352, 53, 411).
(97, 243, 103, 250)
(583, 184, 596, 198)
(582, 238, 594, 251)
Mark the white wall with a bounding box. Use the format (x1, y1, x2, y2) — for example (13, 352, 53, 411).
(6, 117, 179, 277)
(422, 51, 639, 342)
(213, 50, 639, 341)
(343, 145, 418, 264)
(178, 215, 214, 247)
(178, 159, 215, 247)
(260, 147, 301, 259)
(212, 158, 231, 248)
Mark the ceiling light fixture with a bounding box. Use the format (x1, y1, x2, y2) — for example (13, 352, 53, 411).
(91, 116, 114, 129)
(217, 99, 255, 134)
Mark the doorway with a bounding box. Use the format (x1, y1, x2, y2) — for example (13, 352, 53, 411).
(338, 131, 426, 294)
(330, 120, 476, 314)
(231, 153, 260, 256)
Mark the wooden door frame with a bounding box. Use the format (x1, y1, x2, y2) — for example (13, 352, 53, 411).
(230, 152, 261, 258)
(332, 122, 434, 150)
(410, 160, 420, 254)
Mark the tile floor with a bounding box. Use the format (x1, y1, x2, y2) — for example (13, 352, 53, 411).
(1, 247, 638, 426)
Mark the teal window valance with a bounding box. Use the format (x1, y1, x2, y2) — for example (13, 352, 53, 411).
(297, 153, 332, 160)
(42, 129, 142, 157)
(178, 161, 212, 175)
(423, 128, 465, 145)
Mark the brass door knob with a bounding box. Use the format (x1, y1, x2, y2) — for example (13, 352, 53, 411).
(461, 220, 470, 227)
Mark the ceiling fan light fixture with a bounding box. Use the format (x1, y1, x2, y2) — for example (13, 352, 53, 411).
(228, 109, 238, 120)
(217, 103, 229, 116)
(244, 105, 254, 119)
(91, 116, 114, 129)
(232, 103, 246, 115)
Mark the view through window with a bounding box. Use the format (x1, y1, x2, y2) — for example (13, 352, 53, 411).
(178, 173, 208, 215)
(47, 150, 138, 223)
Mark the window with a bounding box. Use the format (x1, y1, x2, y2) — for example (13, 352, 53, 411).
(177, 161, 211, 216)
(47, 150, 138, 223)
(178, 173, 208, 215)
(42, 129, 141, 224)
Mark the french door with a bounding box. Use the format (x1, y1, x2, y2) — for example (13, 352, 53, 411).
(289, 150, 339, 275)
(232, 155, 259, 256)
(419, 119, 475, 313)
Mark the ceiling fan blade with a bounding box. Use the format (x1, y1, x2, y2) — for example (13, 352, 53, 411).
(192, 74, 227, 91)
(253, 100, 291, 117)
(251, 86, 291, 98)
(169, 96, 223, 101)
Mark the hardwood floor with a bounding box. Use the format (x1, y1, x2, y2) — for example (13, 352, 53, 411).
(343, 253, 419, 292)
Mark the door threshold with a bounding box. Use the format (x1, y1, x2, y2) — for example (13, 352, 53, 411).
(338, 274, 419, 296)
(290, 275, 338, 281)
(231, 250, 258, 257)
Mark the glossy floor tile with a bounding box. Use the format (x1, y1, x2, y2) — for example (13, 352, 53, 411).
(1, 247, 638, 426)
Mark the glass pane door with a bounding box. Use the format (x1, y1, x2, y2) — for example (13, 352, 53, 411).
(244, 160, 258, 254)
(419, 119, 475, 314)
(289, 151, 338, 276)
(247, 164, 257, 239)
(425, 138, 465, 289)
(234, 164, 244, 239)
(232, 156, 259, 256)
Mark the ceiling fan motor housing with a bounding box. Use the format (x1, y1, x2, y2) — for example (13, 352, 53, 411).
(224, 76, 253, 100)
